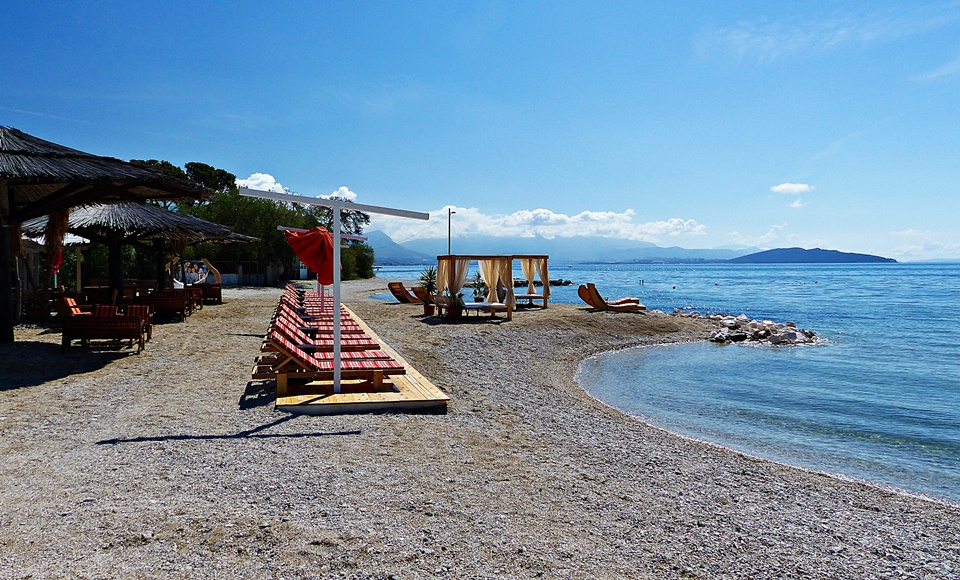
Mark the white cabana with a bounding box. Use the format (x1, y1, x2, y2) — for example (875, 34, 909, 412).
(436, 254, 550, 321)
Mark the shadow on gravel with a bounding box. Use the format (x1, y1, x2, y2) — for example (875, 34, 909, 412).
(239, 380, 275, 410)
(418, 315, 507, 326)
(96, 415, 361, 445)
(0, 340, 130, 391)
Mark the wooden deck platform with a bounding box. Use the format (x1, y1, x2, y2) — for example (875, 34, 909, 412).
(275, 305, 449, 415)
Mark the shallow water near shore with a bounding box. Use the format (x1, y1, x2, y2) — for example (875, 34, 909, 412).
(378, 262, 960, 502)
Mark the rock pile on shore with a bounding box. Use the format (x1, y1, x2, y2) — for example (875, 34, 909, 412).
(672, 310, 818, 345)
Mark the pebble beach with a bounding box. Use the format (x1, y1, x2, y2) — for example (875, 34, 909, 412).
(1, 278, 958, 579)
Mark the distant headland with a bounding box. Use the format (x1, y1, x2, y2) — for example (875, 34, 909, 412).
(367, 231, 899, 265)
(729, 247, 896, 264)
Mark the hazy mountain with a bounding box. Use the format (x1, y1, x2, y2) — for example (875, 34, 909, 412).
(365, 230, 434, 265)
(730, 247, 896, 264)
(368, 231, 759, 264)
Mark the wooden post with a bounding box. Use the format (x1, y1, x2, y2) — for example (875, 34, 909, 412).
(0, 180, 14, 343)
(153, 239, 166, 290)
(107, 232, 124, 304)
(75, 247, 82, 292)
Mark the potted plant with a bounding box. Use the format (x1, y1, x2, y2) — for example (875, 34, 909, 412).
(446, 292, 465, 320)
(470, 271, 486, 302)
(419, 266, 437, 315)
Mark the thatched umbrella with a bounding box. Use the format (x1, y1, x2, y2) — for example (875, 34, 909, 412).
(22, 203, 257, 297)
(0, 126, 212, 342)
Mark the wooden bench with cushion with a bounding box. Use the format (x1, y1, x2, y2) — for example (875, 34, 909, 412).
(62, 315, 145, 354)
(133, 296, 189, 321)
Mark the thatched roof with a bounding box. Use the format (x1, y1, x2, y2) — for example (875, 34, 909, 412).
(21, 203, 258, 246)
(0, 126, 212, 222)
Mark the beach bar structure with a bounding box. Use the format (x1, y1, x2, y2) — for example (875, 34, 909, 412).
(437, 254, 550, 321)
(21, 203, 257, 299)
(0, 126, 212, 343)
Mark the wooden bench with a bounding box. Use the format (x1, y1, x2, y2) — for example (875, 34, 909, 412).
(62, 316, 145, 354)
(200, 283, 222, 305)
(132, 296, 189, 321)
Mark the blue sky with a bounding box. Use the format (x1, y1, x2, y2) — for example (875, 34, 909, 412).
(4, 1, 960, 260)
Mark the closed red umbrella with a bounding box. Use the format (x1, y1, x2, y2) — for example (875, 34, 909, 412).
(284, 226, 335, 284)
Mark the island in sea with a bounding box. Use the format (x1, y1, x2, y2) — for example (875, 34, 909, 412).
(729, 247, 897, 264)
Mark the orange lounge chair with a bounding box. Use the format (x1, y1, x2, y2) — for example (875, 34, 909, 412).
(579, 283, 646, 312)
(387, 282, 421, 304)
(411, 286, 435, 304)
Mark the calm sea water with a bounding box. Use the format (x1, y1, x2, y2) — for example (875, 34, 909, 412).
(377, 263, 960, 502)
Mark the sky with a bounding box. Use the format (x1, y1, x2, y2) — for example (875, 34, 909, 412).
(3, 1, 960, 261)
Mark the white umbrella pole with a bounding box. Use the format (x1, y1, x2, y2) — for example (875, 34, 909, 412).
(333, 206, 342, 394)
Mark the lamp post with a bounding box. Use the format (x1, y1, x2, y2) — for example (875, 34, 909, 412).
(447, 207, 456, 255)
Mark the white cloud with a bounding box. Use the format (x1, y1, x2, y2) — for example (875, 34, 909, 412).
(891, 228, 931, 237)
(370, 206, 706, 244)
(918, 54, 960, 80)
(236, 172, 285, 193)
(234, 176, 361, 202)
(727, 223, 788, 247)
(890, 229, 960, 259)
(322, 186, 358, 201)
(789, 198, 807, 209)
(698, 6, 960, 64)
(771, 182, 813, 195)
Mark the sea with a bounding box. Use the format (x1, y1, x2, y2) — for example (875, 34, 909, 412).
(375, 262, 960, 504)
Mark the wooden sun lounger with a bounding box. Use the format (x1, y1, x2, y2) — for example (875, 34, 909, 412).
(276, 312, 367, 335)
(271, 317, 381, 351)
(254, 326, 392, 377)
(581, 283, 646, 312)
(577, 284, 641, 309)
(264, 332, 405, 395)
(387, 282, 421, 304)
(411, 286, 435, 304)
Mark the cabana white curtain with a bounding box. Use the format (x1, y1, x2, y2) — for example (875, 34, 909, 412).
(438, 257, 470, 298)
(478, 259, 500, 303)
(520, 258, 537, 295)
(535, 258, 550, 299)
(437, 258, 449, 295)
(497, 258, 516, 308)
(519, 257, 550, 301)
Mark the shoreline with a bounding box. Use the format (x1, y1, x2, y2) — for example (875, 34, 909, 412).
(574, 342, 960, 509)
(1, 278, 958, 578)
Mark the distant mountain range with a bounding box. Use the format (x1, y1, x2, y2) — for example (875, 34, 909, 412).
(367, 231, 760, 264)
(365, 231, 895, 265)
(730, 247, 896, 264)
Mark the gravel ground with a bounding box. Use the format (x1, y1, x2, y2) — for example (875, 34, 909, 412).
(1, 278, 958, 579)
